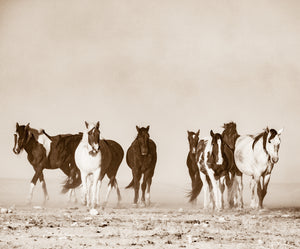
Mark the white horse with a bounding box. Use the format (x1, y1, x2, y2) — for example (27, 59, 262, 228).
(75, 121, 101, 210)
(233, 127, 283, 209)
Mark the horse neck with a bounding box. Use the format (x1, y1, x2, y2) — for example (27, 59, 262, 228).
(23, 135, 38, 154)
(81, 131, 89, 143)
(252, 137, 270, 162)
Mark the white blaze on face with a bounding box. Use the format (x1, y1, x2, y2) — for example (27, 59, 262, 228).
(37, 134, 52, 157)
(216, 139, 223, 165)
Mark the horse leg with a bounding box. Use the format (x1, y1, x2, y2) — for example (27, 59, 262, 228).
(206, 168, 222, 210)
(133, 170, 142, 205)
(39, 173, 49, 204)
(200, 172, 209, 209)
(260, 173, 271, 207)
(27, 168, 43, 204)
(80, 172, 88, 206)
(250, 177, 257, 209)
(219, 176, 226, 209)
(226, 173, 235, 208)
(91, 168, 100, 209)
(141, 174, 147, 206)
(114, 179, 122, 204)
(145, 176, 152, 207)
(235, 172, 244, 209)
(256, 177, 264, 209)
(103, 180, 113, 208)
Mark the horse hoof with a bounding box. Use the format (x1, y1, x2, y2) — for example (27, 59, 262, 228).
(89, 208, 99, 216)
(132, 203, 138, 208)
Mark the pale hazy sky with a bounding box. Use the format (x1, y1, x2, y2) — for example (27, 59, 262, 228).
(0, 0, 300, 189)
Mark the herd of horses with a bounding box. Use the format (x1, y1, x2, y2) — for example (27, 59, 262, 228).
(13, 121, 282, 212)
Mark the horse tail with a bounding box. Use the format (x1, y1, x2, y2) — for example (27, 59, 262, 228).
(188, 170, 203, 202)
(61, 169, 82, 194)
(125, 178, 134, 189)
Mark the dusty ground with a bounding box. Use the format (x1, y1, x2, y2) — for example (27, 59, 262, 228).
(0, 204, 299, 249)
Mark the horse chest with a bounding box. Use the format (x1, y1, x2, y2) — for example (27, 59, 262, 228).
(75, 144, 101, 172)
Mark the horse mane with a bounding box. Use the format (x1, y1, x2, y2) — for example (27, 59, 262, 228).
(252, 130, 268, 152)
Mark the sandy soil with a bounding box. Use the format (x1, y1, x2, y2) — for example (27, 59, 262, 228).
(0, 204, 299, 249)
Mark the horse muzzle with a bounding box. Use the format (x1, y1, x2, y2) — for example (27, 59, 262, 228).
(271, 157, 279, 164)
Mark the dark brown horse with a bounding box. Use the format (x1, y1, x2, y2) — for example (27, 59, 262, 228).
(13, 123, 82, 204)
(221, 122, 240, 208)
(186, 130, 202, 204)
(97, 139, 124, 207)
(126, 126, 157, 206)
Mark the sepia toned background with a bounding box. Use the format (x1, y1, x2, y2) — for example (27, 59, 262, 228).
(0, 0, 299, 206)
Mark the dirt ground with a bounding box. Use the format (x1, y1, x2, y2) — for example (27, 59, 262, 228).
(0, 203, 299, 249)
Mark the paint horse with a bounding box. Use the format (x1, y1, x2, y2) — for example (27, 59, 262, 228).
(221, 122, 240, 208)
(126, 126, 157, 206)
(73, 121, 102, 210)
(186, 130, 202, 204)
(13, 123, 81, 204)
(234, 127, 283, 209)
(63, 136, 124, 208)
(190, 130, 228, 210)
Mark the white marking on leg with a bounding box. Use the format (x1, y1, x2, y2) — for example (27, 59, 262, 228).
(104, 184, 112, 207)
(41, 180, 49, 203)
(28, 182, 35, 203)
(216, 139, 223, 165)
(206, 168, 221, 210)
(91, 168, 100, 209)
(96, 180, 102, 207)
(200, 172, 209, 209)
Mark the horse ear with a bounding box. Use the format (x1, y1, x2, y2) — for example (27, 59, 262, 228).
(196, 129, 200, 136)
(278, 128, 283, 135)
(146, 125, 150, 132)
(85, 121, 89, 129)
(265, 127, 269, 133)
(136, 126, 140, 132)
(210, 130, 214, 136)
(95, 121, 100, 129)
(16, 122, 19, 129)
(25, 123, 30, 130)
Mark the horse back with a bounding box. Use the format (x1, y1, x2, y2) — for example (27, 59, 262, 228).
(47, 134, 82, 169)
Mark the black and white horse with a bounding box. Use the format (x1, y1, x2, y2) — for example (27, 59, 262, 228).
(190, 130, 228, 210)
(13, 123, 81, 204)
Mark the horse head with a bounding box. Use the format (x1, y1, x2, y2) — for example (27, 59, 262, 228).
(209, 130, 224, 166)
(13, 122, 30, 154)
(222, 122, 239, 150)
(265, 127, 283, 164)
(136, 125, 150, 156)
(187, 130, 200, 154)
(84, 121, 100, 155)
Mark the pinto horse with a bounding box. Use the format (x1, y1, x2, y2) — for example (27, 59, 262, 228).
(234, 127, 283, 209)
(126, 126, 157, 206)
(190, 130, 228, 210)
(73, 121, 101, 210)
(186, 130, 202, 204)
(13, 123, 81, 204)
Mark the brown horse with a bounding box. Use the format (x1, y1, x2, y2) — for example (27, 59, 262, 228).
(186, 130, 202, 204)
(13, 123, 81, 204)
(126, 126, 157, 206)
